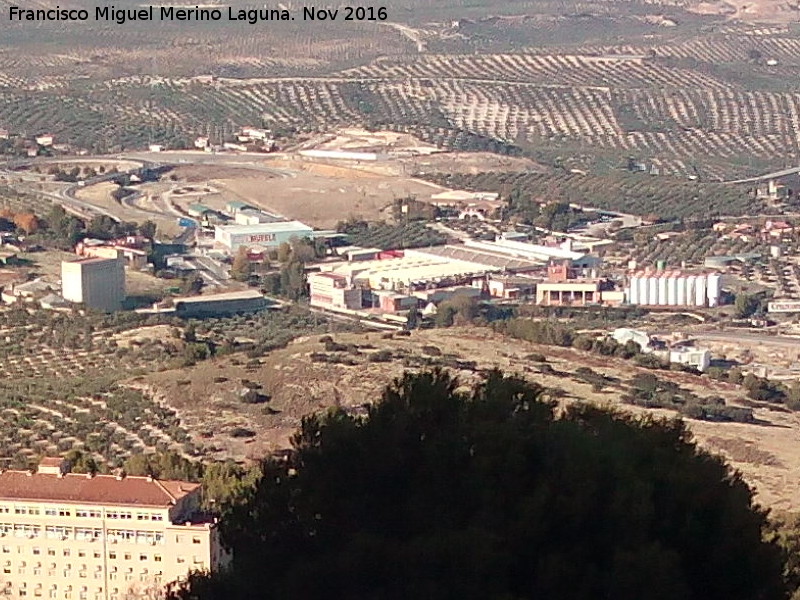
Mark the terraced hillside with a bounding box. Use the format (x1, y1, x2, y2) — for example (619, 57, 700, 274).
(0, 12, 798, 180)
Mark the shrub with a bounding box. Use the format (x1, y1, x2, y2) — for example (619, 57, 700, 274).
(368, 350, 393, 363)
(229, 427, 256, 438)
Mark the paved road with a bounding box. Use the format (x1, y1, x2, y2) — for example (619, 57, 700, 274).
(687, 330, 800, 348)
(723, 166, 800, 185)
(3, 151, 299, 236)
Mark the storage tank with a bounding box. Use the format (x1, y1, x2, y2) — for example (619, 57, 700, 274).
(629, 274, 640, 304)
(648, 276, 658, 306)
(685, 275, 697, 307)
(638, 275, 649, 306)
(707, 273, 721, 308)
(676, 276, 687, 306)
(666, 273, 678, 305)
(658, 275, 668, 305)
(695, 274, 707, 307)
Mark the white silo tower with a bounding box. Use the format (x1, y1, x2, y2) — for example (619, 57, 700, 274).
(686, 275, 697, 307)
(666, 272, 678, 306)
(676, 275, 687, 306)
(695, 274, 708, 307)
(629, 273, 640, 304)
(658, 275, 668, 305)
(648, 275, 658, 306)
(707, 273, 721, 308)
(638, 275, 649, 305)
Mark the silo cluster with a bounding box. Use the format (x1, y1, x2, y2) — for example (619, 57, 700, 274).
(626, 270, 721, 307)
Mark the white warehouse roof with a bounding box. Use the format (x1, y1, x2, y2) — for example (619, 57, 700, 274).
(463, 239, 585, 262)
(215, 221, 312, 235)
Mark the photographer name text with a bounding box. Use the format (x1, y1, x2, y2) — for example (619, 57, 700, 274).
(8, 5, 388, 25)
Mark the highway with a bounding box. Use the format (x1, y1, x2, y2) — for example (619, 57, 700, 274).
(1, 150, 298, 229)
(723, 166, 800, 185)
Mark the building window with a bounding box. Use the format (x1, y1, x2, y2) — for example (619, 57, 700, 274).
(44, 509, 57, 517)
(123, 553, 131, 561)
(47, 549, 55, 556)
(176, 556, 185, 564)
(32, 548, 40, 555)
(139, 554, 147, 561)
(153, 555, 161, 562)
(108, 552, 116, 560)
(58, 509, 71, 517)
(192, 537, 201, 544)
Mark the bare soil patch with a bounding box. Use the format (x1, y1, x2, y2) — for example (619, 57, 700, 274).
(139, 326, 800, 510)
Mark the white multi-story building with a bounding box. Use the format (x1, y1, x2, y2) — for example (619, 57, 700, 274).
(61, 256, 125, 312)
(0, 458, 229, 600)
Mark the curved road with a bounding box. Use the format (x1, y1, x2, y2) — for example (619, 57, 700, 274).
(2, 151, 299, 236)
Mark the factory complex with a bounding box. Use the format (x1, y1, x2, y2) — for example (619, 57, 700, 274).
(308, 235, 725, 317)
(309, 238, 613, 313)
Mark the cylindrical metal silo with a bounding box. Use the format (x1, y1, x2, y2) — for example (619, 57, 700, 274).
(648, 276, 658, 306)
(676, 275, 687, 306)
(695, 274, 707, 307)
(666, 273, 678, 305)
(638, 275, 649, 306)
(707, 273, 721, 308)
(686, 275, 697, 307)
(629, 274, 640, 304)
(658, 275, 668, 305)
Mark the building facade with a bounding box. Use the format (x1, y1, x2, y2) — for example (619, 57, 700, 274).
(0, 458, 228, 600)
(308, 273, 362, 310)
(61, 257, 126, 312)
(213, 221, 313, 252)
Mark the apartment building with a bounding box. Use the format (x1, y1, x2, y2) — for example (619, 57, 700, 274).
(0, 458, 229, 600)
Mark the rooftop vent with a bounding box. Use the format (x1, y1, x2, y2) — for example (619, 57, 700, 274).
(37, 457, 70, 476)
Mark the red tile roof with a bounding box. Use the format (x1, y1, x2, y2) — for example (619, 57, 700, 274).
(0, 471, 200, 508)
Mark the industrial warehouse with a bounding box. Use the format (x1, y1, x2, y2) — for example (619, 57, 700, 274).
(309, 237, 626, 313)
(214, 221, 314, 252)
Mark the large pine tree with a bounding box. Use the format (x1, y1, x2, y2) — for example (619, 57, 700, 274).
(169, 369, 788, 600)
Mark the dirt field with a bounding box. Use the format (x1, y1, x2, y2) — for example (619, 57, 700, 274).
(140, 326, 800, 511)
(70, 153, 538, 231)
(211, 166, 446, 228)
(20, 249, 77, 281)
